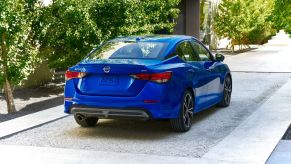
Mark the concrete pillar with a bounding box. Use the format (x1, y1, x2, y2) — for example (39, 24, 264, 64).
(174, 0, 186, 35)
(186, 0, 200, 38)
(174, 0, 200, 39)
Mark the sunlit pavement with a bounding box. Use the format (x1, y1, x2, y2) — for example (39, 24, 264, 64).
(267, 140, 291, 164)
(0, 32, 290, 163)
(225, 31, 291, 73)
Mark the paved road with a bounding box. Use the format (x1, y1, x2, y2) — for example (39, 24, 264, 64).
(0, 43, 290, 158)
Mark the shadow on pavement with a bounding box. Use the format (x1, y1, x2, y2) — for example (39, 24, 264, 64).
(13, 87, 64, 100)
(64, 106, 222, 140)
(0, 96, 64, 123)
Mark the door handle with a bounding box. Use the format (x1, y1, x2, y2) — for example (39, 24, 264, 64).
(207, 66, 215, 72)
(206, 68, 212, 72)
(188, 69, 195, 73)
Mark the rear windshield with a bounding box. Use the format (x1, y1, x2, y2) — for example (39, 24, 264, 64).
(85, 41, 168, 60)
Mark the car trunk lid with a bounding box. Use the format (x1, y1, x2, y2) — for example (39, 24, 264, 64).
(72, 59, 160, 97)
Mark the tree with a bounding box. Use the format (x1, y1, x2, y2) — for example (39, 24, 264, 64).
(90, 0, 180, 37)
(38, 0, 180, 69)
(271, 0, 291, 35)
(36, 0, 100, 69)
(0, 0, 40, 113)
(214, 0, 275, 51)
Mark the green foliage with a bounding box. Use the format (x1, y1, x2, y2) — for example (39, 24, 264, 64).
(38, 0, 180, 69)
(214, 0, 275, 49)
(0, 0, 40, 86)
(271, 0, 291, 35)
(36, 0, 100, 68)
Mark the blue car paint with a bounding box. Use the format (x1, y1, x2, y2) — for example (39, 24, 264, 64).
(64, 35, 231, 119)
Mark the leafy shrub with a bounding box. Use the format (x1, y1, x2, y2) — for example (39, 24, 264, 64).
(37, 0, 180, 69)
(214, 0, 275, 49)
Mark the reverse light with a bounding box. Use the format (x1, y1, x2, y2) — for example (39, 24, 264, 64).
(143, 100, 159, 103)
(131, 72, 172, 83)
(65, 70, 86, 81)
(64, 97, 73, 101)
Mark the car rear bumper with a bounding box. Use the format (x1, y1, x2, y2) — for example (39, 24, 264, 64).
(65, 98, 179, 119)
(64, 79, 184, 119)
(71, 105, 151, 120)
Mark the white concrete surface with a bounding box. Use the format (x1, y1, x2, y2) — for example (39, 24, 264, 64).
(267, 140, 291, 164)
(225, 46, 291, 73)
(224, 31, 291, 73)
(265, 30, 291, 46)
(0, 106, 66, 138)
(0, 144, 222, 164)
(203, 80, 291, 163)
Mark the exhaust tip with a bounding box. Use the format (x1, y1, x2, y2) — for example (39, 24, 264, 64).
(76, 114, 85, 121)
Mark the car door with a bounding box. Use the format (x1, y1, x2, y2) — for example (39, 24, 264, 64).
(175, 41, 211, 111)
(190, 39, 224, 107)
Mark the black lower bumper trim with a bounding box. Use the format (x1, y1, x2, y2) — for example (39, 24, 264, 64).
(71, 106, 150, 120)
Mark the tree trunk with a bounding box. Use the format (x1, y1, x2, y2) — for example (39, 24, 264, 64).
(1, 32, 16, 113)
(3, 78, 16, 113)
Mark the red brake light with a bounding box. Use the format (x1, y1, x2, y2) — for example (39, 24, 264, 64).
(65, 70, 86, 81)
(131, 72, 172, 83)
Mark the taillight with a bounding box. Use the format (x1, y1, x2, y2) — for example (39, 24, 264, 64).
(131, 72, 172, 83)
(65, 70, 86, 81)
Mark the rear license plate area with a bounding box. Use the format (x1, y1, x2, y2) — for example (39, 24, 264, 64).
(99, 75, 119, 86)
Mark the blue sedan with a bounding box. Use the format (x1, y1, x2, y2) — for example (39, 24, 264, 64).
(64, 35, 232, 132)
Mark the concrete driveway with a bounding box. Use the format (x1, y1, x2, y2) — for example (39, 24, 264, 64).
(0, 72, 290, 158)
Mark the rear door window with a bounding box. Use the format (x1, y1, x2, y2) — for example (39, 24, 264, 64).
(190, 40, 213, 61)
(176, 41, 200, 62)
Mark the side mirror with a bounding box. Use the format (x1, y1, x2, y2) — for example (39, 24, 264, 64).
(215, 53, 225, 62)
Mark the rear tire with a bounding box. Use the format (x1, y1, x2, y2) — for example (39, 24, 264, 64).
(170, 90, 194, 132)
(74, 114, 98, 127)
(218, 75, 232, 107)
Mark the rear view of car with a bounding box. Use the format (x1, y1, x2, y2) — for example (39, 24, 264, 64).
(64, 37, 178, 126)
(64, 36, 232, 132)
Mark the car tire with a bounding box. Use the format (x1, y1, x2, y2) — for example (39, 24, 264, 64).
(74, 114, 98, 127)
(170, 90, 194, 132)
(218, 75, 232, 107)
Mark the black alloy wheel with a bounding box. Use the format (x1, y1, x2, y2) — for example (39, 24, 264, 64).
(218, 75, 232, 107)
(170, 90, 194, 132)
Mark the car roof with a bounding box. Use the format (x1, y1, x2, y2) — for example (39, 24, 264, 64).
(109, 35, 197, 45)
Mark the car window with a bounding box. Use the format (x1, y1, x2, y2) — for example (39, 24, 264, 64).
(176, 41, 200, 62)
(190, 40, 212, 61)
(84, 41, 168, 60)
